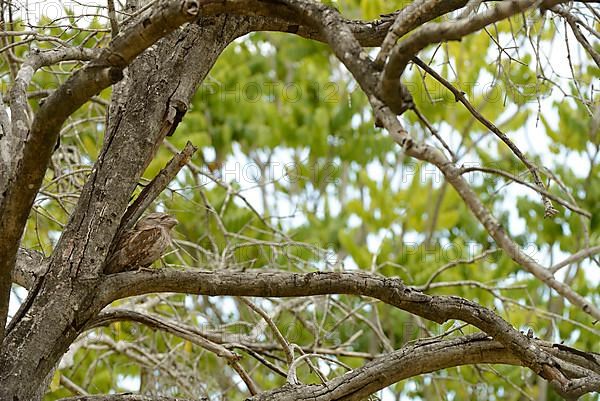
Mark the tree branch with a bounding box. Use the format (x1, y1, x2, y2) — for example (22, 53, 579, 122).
(412, 57, 562, 217)
(550, 245, 600, 274)
(120, 141, 197, 231)
(375, 0, 448, 67)
(88, 308, 259, 395)
(55, 332, 600, 401)
(370, 98, 600, 324)
(457, 165, 590, 218)
(251, 334, 600, 401)
(97, 268, 597, 396)
(551, 4, 600, 68)
(381, 0, 538, 113)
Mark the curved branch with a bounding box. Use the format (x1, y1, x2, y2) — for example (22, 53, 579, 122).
(375, 0, 448, 67)
(54, 333, 600, 401)
(98, 268, 590, 394)
(251, 334, 600, 401)
(382, 0, 537, 88)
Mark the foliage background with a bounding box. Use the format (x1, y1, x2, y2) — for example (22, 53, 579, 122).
(3, 0, 598, 399)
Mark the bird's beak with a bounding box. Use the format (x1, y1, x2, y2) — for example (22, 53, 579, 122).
(165, 216, 179, 229)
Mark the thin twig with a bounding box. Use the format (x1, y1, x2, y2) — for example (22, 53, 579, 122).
(413, 57, 558, 217)
(107, 0, 120, 36)
(549, 245, 600, 274)
(459, 166, 591, 218)
(120, 141, 197, 231)
(239, 297, 294, 366)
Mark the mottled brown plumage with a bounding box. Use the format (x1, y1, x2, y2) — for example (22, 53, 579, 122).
(104, 212, 178, 274)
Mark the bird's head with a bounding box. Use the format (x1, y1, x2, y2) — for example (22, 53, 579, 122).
(137, 212, 179, 230)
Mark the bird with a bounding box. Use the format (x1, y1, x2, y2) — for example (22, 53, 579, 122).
(104, 212, 179, 274)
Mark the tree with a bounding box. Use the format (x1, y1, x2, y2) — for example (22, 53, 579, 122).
(0, 0, 599, 400)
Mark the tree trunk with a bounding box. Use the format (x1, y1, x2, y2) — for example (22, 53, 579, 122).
(0, 17, 247, 401)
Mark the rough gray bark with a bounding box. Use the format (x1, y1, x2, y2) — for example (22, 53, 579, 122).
(0, 0, 200, 343)
(0, 12, 249, 401)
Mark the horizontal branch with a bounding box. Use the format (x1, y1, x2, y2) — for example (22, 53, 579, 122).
(196, 0, 600, 50)
(251, 334, 600, 400)
(97, 268, 591, 391)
